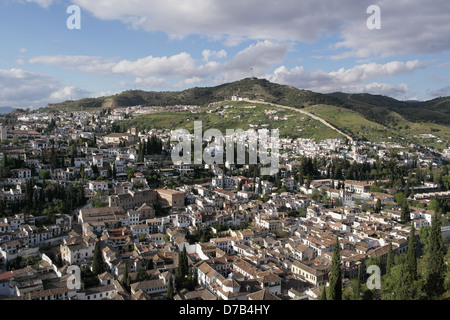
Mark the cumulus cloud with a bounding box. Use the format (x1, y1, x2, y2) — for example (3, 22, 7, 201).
(49, 86, 92, 102)
(202, 49, 227, 62)
(69, 0, 450, 58)
(429, 86, 450, 98)
(0, 68, 93, 108)
(71, 0, 360, 44)
(134, 76, 168, 89)
(334, 0, 450, 58)
(29, 40, 290, 85)
(29, 55, 117, 76)
(111, 52, 198, 78)
(267, 60, 427, 99)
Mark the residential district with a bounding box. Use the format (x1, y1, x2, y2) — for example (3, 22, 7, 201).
(0, 104, 448, 301)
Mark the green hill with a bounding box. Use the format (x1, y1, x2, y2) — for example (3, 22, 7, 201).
(116, 100, 344, 141)
(42, 77, 450, 144)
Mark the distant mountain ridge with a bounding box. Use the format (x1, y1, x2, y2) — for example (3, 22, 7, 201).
(0, 107, 15, 114)
(44, 78, 450, 126)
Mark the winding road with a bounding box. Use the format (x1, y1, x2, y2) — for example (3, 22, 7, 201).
(245, 99, 354, 141)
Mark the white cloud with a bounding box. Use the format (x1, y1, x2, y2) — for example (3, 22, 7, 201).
(429, 86, 450, 98)
(29, 40, 290, 87)
(71, 0, 450, 58)
(29, 55, 117, 76)
(16, 0, 450, 59)
(134, 76, 168, 89)
(16, 0, 54, 8)
(0, 68, 93, 108)
(333, 0, 450, 58)
(174, 77, 204, 88)
(71, 0, 358, 44)
(267, 60, 427, 99)
(202, 49, 227, 62)
(49, 86, 91, 102)
(214, 40, 290, 83)
(111, 52, 198, 78)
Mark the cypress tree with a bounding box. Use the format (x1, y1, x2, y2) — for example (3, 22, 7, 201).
(386, 241, 394, 276)
(167, 275, 174, 299)
(354, 264, 362, 300)
(401, 200, 410, 224)
(92, 241, 105, 275)
(394, 224, 422, 300)
(138, 141, 144, 162)
(32, 189, 39, 210)
(147, 137, 152, 155)
(319, 286, 327, 300)
(328, 234, 342, 300)
(404, 182, 411, 198)
(424, 211, 446, 298)
(178, 246, 189, 278)
(375, 199, 382, 213)
(123, 263, 131, 291)
(405, 224, 417, 280)
(112, 163, 117, 180)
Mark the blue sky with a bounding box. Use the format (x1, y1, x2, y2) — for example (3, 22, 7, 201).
(1, 0, 450, 108)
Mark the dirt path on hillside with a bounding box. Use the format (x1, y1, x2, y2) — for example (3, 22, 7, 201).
(245, 99, 354, 141)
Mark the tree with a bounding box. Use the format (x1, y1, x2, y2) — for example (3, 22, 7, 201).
(122, 263, 131, 291)
(375, 199, 382, 213)
(50, 145, 58, 169)
(424, 211, 446, 299)
(328, 234, 342, 300)
(32, 189, 38, 210)
(354, 264, 362, 300)
(178, 246, 189, 279)
(394, 192, 406, 205)
(39, 169, 50, 180)
(92, 242, 105, 275)
(167, 275, 174, 299)
(112, 163, 117, 180)
(401, 200, 410, 224)
(405, 224, 417, 280)
(427, 198, 439, 212)
(138, 141, 144, 162)
(404, 181, 411, 198)
(89, 191, 107, 208)
(386, 224, 425, 300)
(70, 142, 77, 167)
(386, 241, 394, 276)
(176, 246, 190, 290)
(319, 286, 327, 300)
(136, 268, 150, 282)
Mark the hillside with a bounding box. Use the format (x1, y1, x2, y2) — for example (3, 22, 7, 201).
(0, 107, 15, 114)
(43, 78, 450, 142)
(116, 100, 345, 141)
